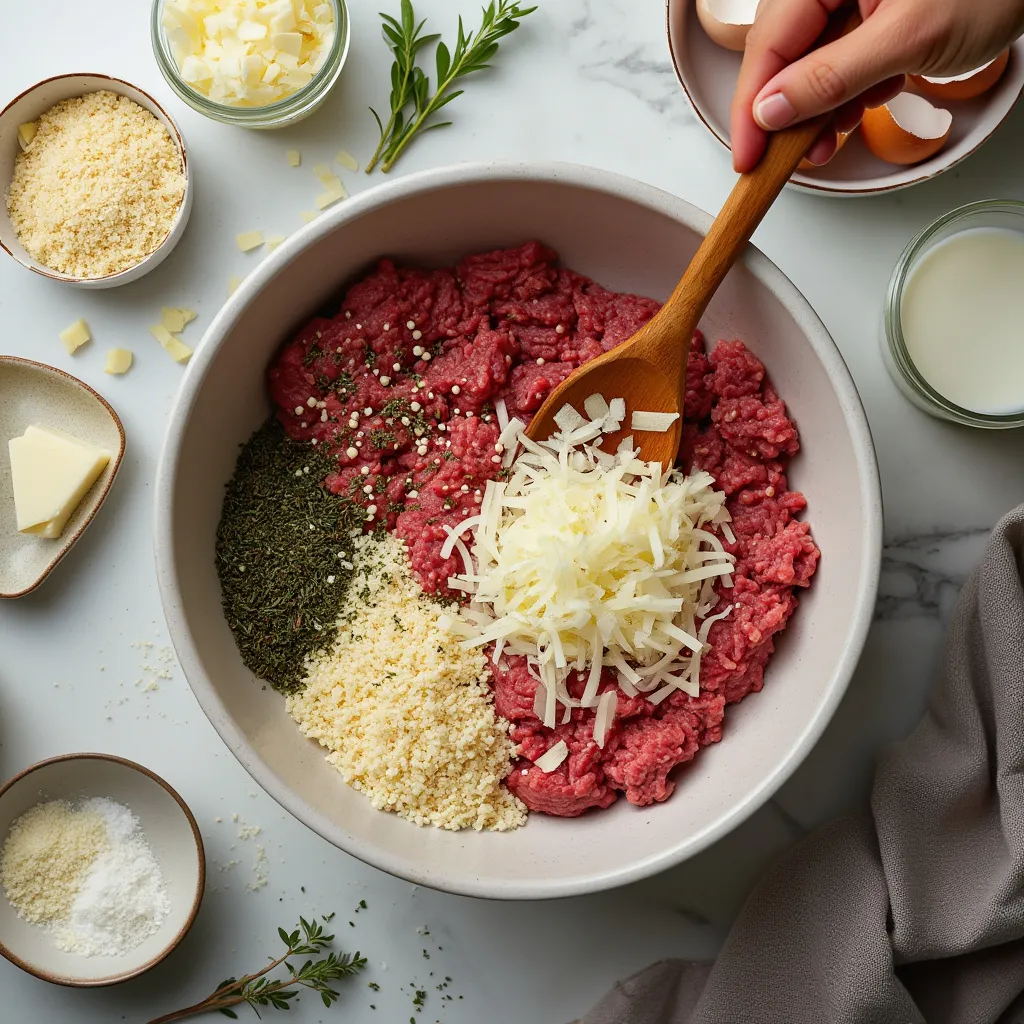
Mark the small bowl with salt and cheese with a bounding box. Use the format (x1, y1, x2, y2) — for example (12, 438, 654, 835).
(151, 0, 351, 129)
(0, 753, 205, 986)
(0, 73, 193, 287)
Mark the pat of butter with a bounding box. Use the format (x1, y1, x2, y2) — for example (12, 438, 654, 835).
(17, 122, 37, 150)
(8, 426, 110, 539)
(149, 324, 194, 364)
(104, 349, 133, 375)
(59, 319, 91, 355)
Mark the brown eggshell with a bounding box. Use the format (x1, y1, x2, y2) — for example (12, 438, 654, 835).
(911, 49, 1010, 102)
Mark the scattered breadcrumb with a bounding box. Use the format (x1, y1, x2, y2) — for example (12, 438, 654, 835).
(104, 349, 133, 374)
(59, 318, 91, 355)
(7, 91, 185, 278)
(335, 150, 359, 172)
(287, 149, 301, 167)
(286, 534, 525, 832)
(236, 230, 265, 253)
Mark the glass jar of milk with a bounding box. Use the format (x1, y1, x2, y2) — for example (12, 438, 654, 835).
(883, 200, 1024, 429)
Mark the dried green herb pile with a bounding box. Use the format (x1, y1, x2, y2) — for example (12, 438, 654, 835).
(215, 418, 363, 693)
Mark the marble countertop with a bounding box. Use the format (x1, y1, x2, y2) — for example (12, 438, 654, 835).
(2, 1, 1024, 1020)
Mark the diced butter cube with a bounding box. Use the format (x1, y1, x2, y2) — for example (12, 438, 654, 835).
(335, 149, 359, 172)
(236, 230, 265, 252)
(104, 348, 133, 375)
(17, 122, 37, 150)
(286, 147, 301, 166)
(149, 324, 194, 364)
(273, 31, 302, 56)
(59, 319, 91, 355)
(8, 425, 110, 539)
(266, 234, 287, 251)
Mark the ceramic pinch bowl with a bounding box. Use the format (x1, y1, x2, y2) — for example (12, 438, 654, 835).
(666, 0, 1024, 196)
(0, 73, 193, 287)
(0, 357, 125, 599)
(0, 754, 205, 986)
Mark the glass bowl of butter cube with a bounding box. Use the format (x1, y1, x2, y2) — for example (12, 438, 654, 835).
(152, 0, 350, 129)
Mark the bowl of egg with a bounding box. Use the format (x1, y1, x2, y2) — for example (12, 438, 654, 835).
(151, 0, 351, 129)
(668, 0, 1024, 196)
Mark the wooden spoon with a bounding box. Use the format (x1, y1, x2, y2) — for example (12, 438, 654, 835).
(525, 116, 829, 466)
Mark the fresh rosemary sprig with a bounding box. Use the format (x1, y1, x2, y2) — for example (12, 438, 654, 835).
(146, 917, 366, 1023)
(367, 0, 537, 174)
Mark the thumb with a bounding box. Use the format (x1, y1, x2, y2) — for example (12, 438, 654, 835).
(752, 8, 918, 130)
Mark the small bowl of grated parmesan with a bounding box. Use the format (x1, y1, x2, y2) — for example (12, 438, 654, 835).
(0, 753, 204, 986)
(0, 74, 193, 288)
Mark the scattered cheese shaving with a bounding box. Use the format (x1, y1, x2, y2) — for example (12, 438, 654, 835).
(313, 163, 338, 186)
(266, 234, 287, 251)
(17, 122, 37, 150)
(149, 324, 193, 364)
(104, 349, 133, 375)
(287, 149, 302, 167)
(335, 149, 359, 171)
(160, 307, 197, 333)
(631, 410, 681, 432)
(236, 230, 264, 252)
(59, 319, 91, 355)
(593, 690, 616, 748)
(534, 741, 569, 773)
(315, 187, 347, 210)
(228, 274, 245, 294)
(445, 401, 735, 722)
(299, 210, 318, 223)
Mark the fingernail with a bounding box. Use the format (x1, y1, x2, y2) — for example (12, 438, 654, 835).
(754, 92, 797, 131)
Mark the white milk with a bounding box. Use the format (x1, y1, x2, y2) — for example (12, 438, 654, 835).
(900, 227, 1024, 416)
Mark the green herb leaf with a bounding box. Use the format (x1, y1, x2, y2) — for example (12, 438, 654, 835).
(368, 0, 537, 174)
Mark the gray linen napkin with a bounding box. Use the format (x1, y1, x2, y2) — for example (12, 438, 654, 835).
(581, 505, 1024, 1024)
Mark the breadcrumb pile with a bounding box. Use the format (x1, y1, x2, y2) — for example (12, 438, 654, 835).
(7, 90, 186, 278)
(287, 534, 526, 832)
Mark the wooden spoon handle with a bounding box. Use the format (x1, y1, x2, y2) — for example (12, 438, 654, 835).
(643, 114, 828, 358)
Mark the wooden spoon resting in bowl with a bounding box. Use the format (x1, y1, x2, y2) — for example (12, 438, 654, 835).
(525, 117, 828, 466)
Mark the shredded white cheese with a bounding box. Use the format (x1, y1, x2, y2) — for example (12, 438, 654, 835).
(631, 410, 681, 432)
(444, 401, 735, 725)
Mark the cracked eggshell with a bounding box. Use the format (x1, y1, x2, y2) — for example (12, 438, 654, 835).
(861, 92, 952, 166)
(696, 0, 760, 52)
(911, 49, 1010, 102)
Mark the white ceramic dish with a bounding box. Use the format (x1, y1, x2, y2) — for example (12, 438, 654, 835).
(0, 357, 125, 599)
(155, 162, 882, 899)
(667, 0, 1024, 196)
(0, 754, 205, 986)
(0, 73, 193, 287)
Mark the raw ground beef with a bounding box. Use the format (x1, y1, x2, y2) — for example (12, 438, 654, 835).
(268, 242, 819, 818)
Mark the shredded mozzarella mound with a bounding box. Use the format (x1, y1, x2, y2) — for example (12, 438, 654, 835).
(442, 403, 735, 733)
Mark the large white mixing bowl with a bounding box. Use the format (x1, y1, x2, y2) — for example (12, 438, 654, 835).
(155, 163, 881, 899)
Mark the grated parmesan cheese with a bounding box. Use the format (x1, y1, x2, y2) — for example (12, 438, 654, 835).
(444, 406, 735, 724)
(1, 801, 109, 925)
(287, 534, 526, 831)
(6, 91, 186, 279)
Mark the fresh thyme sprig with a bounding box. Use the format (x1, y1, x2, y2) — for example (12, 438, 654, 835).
(146, 916, 366, 1023)
(367, 0, 538, 174)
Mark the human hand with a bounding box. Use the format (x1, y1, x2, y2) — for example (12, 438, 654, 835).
(730, 0, 1024, 172)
